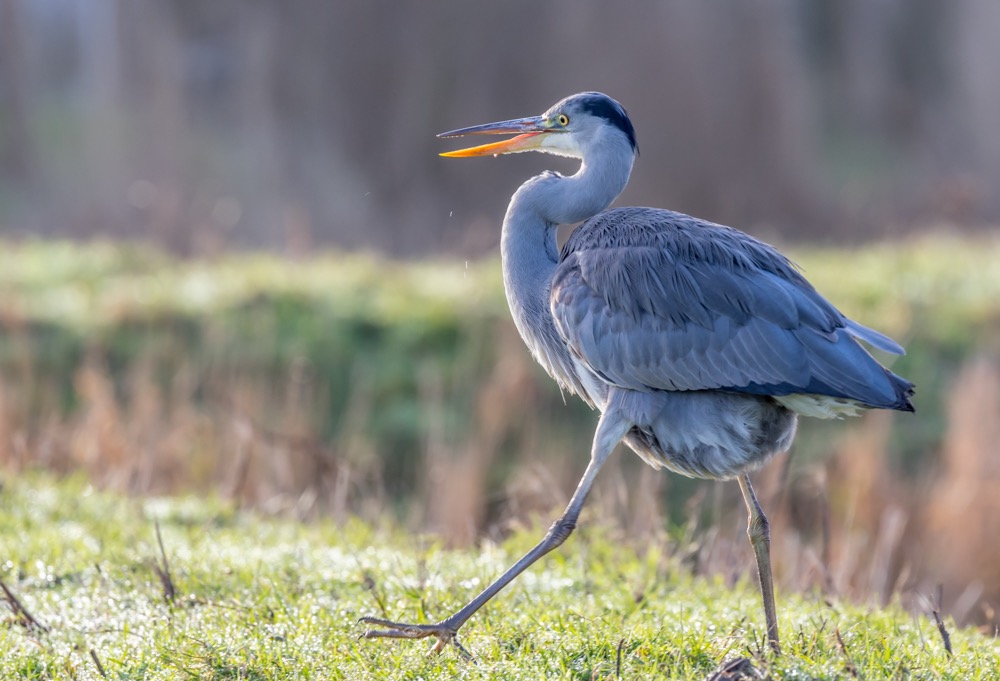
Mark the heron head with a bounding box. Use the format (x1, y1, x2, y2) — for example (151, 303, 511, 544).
(438, 92, 637, 160)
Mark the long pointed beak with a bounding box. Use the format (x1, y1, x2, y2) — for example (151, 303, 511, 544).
(438, 115, 550, 158)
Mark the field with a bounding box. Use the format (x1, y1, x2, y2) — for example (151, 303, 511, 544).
(2, 473, 997, 680)
(2, 235, 1000, 677)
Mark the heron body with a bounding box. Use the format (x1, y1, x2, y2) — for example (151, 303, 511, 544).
(361, 92, 914, 656)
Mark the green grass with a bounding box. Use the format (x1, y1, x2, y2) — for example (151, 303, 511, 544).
(3, 234, 1000, 344)
(1, 475, 996, 679)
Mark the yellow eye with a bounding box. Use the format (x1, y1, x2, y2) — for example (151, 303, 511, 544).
(557, 114, 570, 127)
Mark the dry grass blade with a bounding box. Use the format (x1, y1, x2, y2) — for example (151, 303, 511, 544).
(90, 649, 108, 678)
(834, 627, 859, 678)
(819, 477, 834, 595)
(153, 520, 176, 605)
(931, 585, 953, 657)
(0, 576, 48, 633)
(361, 570, 388, 618)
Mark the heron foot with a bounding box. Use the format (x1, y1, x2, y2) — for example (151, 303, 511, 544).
(358, 616, 472, 658)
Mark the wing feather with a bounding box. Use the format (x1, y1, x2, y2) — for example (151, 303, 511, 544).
(550, 208, 914, 410)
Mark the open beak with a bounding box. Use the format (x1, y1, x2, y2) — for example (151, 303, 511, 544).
(437, 115, 550, 157)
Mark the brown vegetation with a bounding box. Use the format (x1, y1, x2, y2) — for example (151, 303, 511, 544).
(2, 335, 998, 632)
(2, 236, 997, 636)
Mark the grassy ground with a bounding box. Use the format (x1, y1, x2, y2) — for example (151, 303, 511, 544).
(1, 474, 995, 680)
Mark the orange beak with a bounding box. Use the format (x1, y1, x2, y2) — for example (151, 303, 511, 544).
(438, 115, 552, 157)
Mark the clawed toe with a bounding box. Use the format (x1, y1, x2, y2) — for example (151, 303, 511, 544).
(358, 616, 445, 639)
(357, 616, 471, 658)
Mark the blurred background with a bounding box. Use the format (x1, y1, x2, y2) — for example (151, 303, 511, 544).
(2, 0, 1000, 630)
(3, 0, 1000, 253)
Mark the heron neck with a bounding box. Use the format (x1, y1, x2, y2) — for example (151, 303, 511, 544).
(499, 149, 632, 387)
(517, 143, 634, 226)
(500, 191, 560, 355)
(500, 144, 633, 312)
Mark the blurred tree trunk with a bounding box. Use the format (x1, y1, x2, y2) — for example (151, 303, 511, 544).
(127, 0, 187, 252)
(0, 0, 33, 185)
(77, 0, 127, 240)
(952, 0, 1000, 220)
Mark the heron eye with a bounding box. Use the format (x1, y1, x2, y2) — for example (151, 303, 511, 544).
(557, 114, 570, 127)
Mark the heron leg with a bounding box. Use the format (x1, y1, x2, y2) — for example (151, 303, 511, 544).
(359, 405, 632, 655)
(737, 473, 781, 655)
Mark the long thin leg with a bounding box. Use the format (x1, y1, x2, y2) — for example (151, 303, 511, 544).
(737, 473, 781, 655)
(360, 404, 633, 655)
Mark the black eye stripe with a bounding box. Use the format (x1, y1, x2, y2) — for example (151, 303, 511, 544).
(574, 93, 637, 151)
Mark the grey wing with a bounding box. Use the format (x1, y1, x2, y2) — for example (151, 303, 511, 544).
(550, 208, 914, 411)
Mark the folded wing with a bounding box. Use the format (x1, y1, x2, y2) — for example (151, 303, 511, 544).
(550, 208, 914, 411)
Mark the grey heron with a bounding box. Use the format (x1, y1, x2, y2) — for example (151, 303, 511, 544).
(360, 92, 914, 656)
